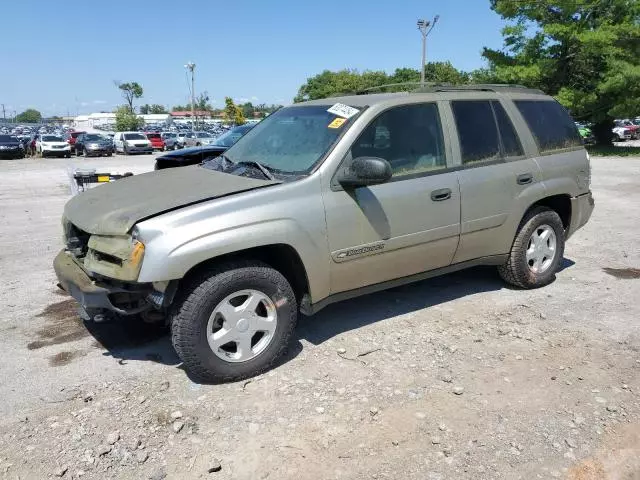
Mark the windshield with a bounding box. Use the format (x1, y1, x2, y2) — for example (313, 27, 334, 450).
(42, 135, 63, 141)
(213, 124, 253, 147)
(163, 132, 176, 138)
(221, 105, 356, 174)
(124, 133, 146, 140)
(84, 134, 102, 141)
(146, 133, 161, 139)
(196, 132, 211, 138)
(0, 135, 18, 142)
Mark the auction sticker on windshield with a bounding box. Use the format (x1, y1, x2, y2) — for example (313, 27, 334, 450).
(327, 103, 360, 119)
(328, 118, 347, 129)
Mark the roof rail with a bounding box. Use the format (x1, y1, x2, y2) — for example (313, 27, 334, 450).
(356, 82, 424, 94)
(412, 83, 545, 94)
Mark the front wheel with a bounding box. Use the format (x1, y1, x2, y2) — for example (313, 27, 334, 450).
(498, 207, 565, 289)
(171, 262, 298, 383)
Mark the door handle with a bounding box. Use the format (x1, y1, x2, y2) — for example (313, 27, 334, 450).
(430, 188, 452, 202)
(517, 173, 534, 185)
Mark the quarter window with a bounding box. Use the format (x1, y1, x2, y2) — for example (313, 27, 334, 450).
(451, 100, 500, 164)
(350, 103, 446, 177)
(514, 100, 582, 152)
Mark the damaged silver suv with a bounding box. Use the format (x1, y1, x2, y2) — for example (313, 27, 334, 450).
(55, 85, 594, 382)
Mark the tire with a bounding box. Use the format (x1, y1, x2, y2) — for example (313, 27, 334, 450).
(498, 207, 565, 289)
(171, 261, 298, 383)
(65, 153, 71, 158)
(83, 148, 89, 158)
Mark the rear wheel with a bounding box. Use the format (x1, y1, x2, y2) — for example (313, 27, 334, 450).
(498, 207, 565, 289)
(171, 261, 298, 383)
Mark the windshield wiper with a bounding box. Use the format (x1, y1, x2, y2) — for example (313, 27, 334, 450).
(234, 160, 275, 180)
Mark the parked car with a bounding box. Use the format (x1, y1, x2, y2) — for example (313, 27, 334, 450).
(75, 133, 114, 157)
(613, 126, 632, 142)
(160, 132, 178, 150)
(193, 131, 215, 146)
(615, 119, 640, 139)
(154, 145, 227, 170)
(65, 131, 86, 154)
(176, 132, 196, 148)
(36, 134, 71, 158)
(113, 132, 153, 154)
(0, 134, 25, 159)
(153, 125, 254, 170)
(55, 85, 594, 382)
(145, 133, 166, 151)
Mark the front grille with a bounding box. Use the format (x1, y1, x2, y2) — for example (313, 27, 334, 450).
(134, 143, 147, 147)
(64, 221, 90, 259)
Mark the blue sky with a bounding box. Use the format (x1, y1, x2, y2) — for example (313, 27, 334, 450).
(1, 0, 509, 117)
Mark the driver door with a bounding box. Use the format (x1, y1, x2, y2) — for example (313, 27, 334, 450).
(322, 102, 461, 294)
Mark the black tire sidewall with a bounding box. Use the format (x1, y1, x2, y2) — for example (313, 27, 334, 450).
(172, 266, 297, 381)
(512, 210, 565, 288)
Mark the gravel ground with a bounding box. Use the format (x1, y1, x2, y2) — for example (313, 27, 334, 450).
(0, 154, 638, 480)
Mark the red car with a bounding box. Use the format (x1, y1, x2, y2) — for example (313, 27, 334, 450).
(65, 131, 86, 154)
(145, 132, 166, 151)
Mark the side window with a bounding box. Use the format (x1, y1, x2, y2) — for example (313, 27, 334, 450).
(350, 103, 446, 178)
(492, 101, 524, 157)
(514, 100, 582, 152)
(451, 100, 500, 164)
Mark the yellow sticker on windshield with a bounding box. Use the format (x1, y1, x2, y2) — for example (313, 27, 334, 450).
(328, 118, 346, 129)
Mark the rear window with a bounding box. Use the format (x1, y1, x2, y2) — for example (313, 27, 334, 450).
(146, 133, 161, 139)
(0, 135, 17, 142)
(71, 132, 84, 138)
(514, 100, 582, 153)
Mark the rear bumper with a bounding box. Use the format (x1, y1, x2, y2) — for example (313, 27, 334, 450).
(54, 250, 153, 315)
(567, 191, 594, 240)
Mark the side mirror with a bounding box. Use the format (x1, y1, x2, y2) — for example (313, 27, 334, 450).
(337, 157, 392, 188)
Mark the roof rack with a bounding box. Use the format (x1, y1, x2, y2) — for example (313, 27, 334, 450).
(412, 83, 544, 94)
(355, 82, 545, 95)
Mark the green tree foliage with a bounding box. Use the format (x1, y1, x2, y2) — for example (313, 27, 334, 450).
(140, 104, 168, 114)
(15, 109, 42, 123)
(293, 62, 470, 102)
(483, 0, 640, 144)
(114, 106, 143, 131)
(116, 81, 143, 113)
(224, 97, 246, 125)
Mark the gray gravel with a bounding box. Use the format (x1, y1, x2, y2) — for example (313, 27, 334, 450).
(0, 154, 639, 479)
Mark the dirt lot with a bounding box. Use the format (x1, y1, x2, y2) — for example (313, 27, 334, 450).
(0, 154, 639, 480)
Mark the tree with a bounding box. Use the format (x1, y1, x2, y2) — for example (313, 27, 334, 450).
(139, 104, 150, 114)
(115, 81, 143, 113)
(15, 109, 42, 123)
(483, 0, 640, 145)
(114, 105, 143, 131)
(294, 63, 471, 102)
(223, 97, 245, 125)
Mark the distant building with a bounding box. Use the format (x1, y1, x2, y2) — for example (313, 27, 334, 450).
(170, 110, 213, 119)
(73, 112, 172, 130)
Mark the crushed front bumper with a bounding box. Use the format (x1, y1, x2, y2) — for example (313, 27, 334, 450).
(54, 250, 153, 315)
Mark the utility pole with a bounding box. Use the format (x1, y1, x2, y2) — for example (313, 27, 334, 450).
(417, 15, 440, 87)
(1, 104, 5, 122)
(185, 62, 196, 130)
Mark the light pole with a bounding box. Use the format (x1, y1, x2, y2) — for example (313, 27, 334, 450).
(417, 15, 440, 87)
(185, 62, 196, 129)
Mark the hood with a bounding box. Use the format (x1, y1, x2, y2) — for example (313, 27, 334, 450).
(64, 166, 278, 235)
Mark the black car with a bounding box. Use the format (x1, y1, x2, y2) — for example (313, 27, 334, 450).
(0, 135, 25, 159)
(75, 133, 114, 157)
(153, 124, 253, 170)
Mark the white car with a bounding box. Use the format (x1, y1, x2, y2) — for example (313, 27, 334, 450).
(113, 132, 153, 155)
(193, 131, 215, 146)
(36, 134, 71, 158)
(613, 126, 632, 142)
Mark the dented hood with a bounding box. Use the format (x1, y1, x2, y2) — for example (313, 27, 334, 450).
(64, 166, 277, 235)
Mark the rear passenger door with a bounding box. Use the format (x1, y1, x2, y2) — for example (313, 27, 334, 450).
(450, 99, 544, 263)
